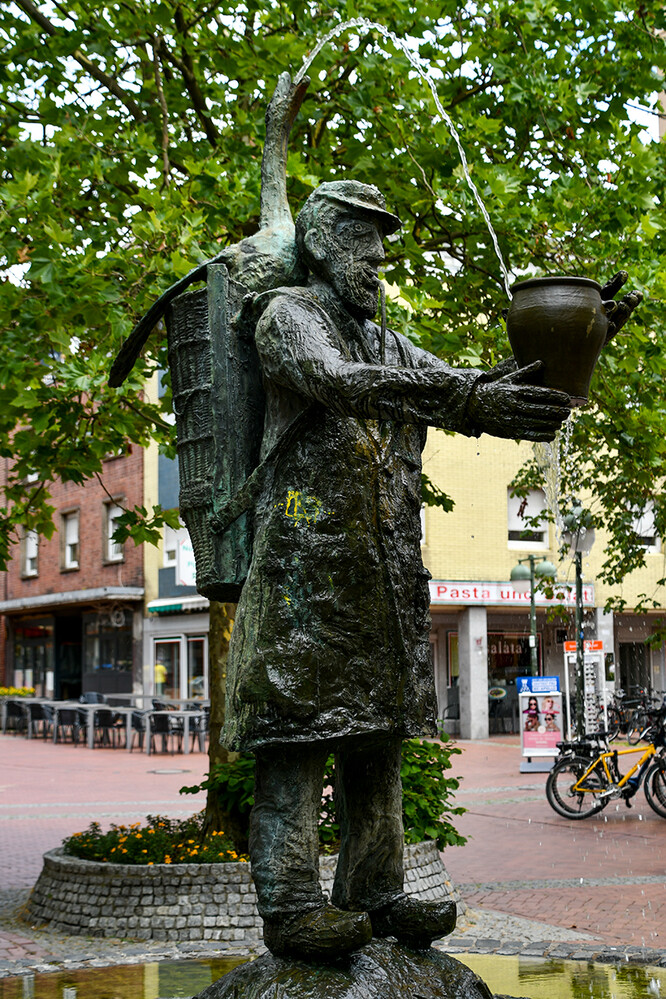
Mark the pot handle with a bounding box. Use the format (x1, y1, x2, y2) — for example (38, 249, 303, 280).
(602, 299, 619, 345)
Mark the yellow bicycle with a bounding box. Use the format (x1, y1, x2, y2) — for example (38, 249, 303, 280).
(546, 707, 666, 820)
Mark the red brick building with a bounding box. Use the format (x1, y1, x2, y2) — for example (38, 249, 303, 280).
(0, 449, 145, 698)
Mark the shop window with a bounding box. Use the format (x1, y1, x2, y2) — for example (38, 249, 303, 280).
(22, 529, 39, 577)
(104, 501, 125, 562)
(13, 618, 54, 695)
(631, 503, 660, 553)
(83, 611, 133, 695)
(61, 510, 80, 570)
(507, 488, 548, 549)
(188, 635, 207, 699)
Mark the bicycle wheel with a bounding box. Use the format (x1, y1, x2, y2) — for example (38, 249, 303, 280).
(546, 755, 609, 819)
(627, 711, 649, 745)
(644, 764, 666, 819)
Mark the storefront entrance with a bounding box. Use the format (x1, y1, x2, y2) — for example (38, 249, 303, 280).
(619, 641, 650, 693)
(154, 634, 208, 701)
(487, 632, 540, 733)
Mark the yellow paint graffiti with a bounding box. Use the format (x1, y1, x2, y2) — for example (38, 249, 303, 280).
(283, 490, 330, 526)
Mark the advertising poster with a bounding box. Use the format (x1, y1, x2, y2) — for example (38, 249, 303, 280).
(516, 676, 562, 757)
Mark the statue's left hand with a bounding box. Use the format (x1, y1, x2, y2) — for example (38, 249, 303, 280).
(467, 361, 571, 442)
(600, 270, 643, 343)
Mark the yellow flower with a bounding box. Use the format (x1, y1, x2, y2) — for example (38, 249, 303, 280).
(147, 862, 154, 866)
(164, 856, 172, 864)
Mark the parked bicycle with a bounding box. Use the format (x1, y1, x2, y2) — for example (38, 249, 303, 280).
(546, 702, 666, 820)
(626, 688, 665, 745)
(594, 686, 650, 741)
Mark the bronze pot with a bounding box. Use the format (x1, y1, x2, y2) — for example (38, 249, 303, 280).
(507, 276, 610, 406)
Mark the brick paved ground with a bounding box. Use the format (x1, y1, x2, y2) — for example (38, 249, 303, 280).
(444, 735, 666, 949)
(0, 730, 208, 966)
(2, 730, 666, 976)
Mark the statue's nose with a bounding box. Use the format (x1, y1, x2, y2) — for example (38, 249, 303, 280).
(366, 230, 385, 263)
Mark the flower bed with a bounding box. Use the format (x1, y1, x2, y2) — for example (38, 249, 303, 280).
(27, 841, 464, 943)
(63, 813, 248, 866)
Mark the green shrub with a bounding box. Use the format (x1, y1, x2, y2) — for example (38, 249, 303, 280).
(401, 738, 466, 849)
(181, 736, 466, 853)
(62, 812, 247, 865)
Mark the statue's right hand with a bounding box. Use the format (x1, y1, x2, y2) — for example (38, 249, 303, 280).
(467, 361, 571, 442)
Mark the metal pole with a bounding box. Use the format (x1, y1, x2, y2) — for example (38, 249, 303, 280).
(529, 556, 538, 675)
(575, 551, 585, 738)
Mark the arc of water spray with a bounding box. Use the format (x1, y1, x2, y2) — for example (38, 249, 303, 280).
(294, 17, 513, 300)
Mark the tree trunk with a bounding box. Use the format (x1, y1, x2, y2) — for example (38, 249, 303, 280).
(202, 600, 249, 851)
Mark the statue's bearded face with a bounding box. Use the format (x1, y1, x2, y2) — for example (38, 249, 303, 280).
(316, 213, 386, 319)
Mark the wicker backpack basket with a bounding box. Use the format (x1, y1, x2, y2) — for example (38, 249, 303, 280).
(165, 263, 264, 602)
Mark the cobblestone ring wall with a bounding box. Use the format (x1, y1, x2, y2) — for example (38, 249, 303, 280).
(27, 841, 465, 942)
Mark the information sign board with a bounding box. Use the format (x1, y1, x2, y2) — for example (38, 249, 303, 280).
(516, 675, 563, 757)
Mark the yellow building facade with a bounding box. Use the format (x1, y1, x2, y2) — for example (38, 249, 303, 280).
(422, 429, 666, 738)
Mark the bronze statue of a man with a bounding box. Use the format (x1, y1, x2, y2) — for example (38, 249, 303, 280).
(223, 179, 571, 960)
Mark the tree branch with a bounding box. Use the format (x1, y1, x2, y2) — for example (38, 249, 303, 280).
(165, 7, 219, 148)
(150, 35, 171, 188)
(14, 0, 146, 122)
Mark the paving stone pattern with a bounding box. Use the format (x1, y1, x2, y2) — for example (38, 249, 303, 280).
(26, 841, 462, 942)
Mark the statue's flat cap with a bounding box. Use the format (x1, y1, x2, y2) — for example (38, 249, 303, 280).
(310, 181, 401, 234)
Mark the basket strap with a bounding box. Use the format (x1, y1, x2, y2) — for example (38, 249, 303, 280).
(208, 408, 311, 536)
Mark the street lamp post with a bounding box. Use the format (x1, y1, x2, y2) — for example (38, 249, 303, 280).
(510, 555, 557, 675)
(562, 503, 596, 739)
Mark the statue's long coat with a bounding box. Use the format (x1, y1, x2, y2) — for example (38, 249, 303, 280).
(224, 282, 483, 751)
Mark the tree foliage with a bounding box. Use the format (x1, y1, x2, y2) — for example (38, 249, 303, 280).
(1, 1, 666, 590)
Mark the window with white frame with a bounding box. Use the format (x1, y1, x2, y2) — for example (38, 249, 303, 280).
(104, 502, 124, 562)
(507, 488, 548, 548)
(163, 522, 189, 567)
(631, 503, 660, 553)
(61, 510, 80, 570)
(22, 529, 39, 577)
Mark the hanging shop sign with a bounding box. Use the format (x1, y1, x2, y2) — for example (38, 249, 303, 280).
(516, 675, 563, 757)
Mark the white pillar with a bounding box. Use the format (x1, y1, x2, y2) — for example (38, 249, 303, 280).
(458, 606, 488, 740)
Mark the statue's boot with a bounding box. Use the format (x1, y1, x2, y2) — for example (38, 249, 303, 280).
(263, 904, 372, 961)
(369, 894, 457, 950)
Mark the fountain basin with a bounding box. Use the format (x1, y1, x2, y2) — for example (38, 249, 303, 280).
(3, 952, 666, 998)
(26, 840, 462, 943)
(507, 276, 609, 406)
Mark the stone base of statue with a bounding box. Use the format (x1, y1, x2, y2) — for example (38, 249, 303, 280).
(192, 938, 521, 999)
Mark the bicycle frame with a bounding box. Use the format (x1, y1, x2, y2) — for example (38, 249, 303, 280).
(573, 743, 658, 795)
